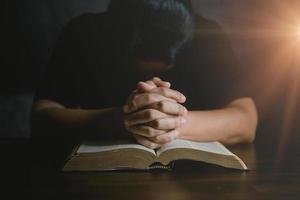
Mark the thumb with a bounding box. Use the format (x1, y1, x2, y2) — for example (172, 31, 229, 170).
(137, 81, 156, 92)
(152, 77, 171, 88)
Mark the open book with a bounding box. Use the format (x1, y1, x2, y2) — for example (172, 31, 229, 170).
(63, 139, 248, 171)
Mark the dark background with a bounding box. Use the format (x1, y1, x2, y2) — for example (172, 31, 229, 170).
(1, 0, 300, 145)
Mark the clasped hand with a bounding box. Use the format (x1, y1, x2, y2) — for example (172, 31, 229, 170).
(123, 77, 188, 149)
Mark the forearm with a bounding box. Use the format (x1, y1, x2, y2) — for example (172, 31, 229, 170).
(179, 98, 257, 145)
(31, 106, 128, 139)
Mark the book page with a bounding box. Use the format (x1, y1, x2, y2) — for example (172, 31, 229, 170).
(77, 141, 155, 155)
(157, 139, 233, 156)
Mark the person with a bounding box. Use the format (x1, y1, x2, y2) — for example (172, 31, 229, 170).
(31, 0, 257, 149)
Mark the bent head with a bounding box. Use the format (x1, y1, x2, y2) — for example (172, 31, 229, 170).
(108, 0, 195, 73)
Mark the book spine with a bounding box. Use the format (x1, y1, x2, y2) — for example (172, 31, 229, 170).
(149, 162, 174, 170)
(149, 165, 171, 170)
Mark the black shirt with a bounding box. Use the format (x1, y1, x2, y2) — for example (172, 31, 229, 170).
(36, 12, 245, 110)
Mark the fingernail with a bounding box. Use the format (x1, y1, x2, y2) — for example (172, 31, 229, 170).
(180, 94, 186, 103)
(165, 82, 171, 87)
(181, 107, 188, 115)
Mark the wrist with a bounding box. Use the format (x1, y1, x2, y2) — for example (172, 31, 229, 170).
(177, 111, 192, 139)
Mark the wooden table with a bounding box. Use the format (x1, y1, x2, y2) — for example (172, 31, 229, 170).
(2, 126, 300, 200)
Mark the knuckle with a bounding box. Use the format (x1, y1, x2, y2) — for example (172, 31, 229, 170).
(178, 105, 185, 114)
(153, 77, 161, 81)
(145, 94, 153, 102)
(151, 136, 159, 143)
(132, 93, 139, 101)
(138, 138, 148, 147)
(144, 110, 152, 118)
(154, 135, 165, 143)
(175, 91, 182, 99)
(164, 135, 172, 143)
(146, 80, 154, 85)
(151, 128, 165, 137)
(129, 100, 137, 110)
(159, 135, 171, 144)
(148, 142, 157, 149)
(145, 127, 154, 137)
(148, 131, 155, 138)
(152, 119, 161, 128)
(151, 129, 161, 137)
(146, 109, 157, 119)
(160, 88, 168, 96)
(144, 142, 151, 148)
(157, 101, 165, 110)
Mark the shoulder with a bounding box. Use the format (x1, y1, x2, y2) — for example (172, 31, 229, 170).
(188, 14, 233, 55)
(194, 15, 220, 28)
(192, 14, 227, 40)
(52, 12, 110, 57)
(177, 14, 238, 71)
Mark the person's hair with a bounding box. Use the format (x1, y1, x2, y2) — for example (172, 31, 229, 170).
(108, 0, 195, 63)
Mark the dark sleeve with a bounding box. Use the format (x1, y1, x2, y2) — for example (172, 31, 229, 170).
(185, 18, 249, 110)
(34, 15, 89, 108)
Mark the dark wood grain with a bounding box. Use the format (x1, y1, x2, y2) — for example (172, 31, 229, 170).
(2, 129, 300, 200)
